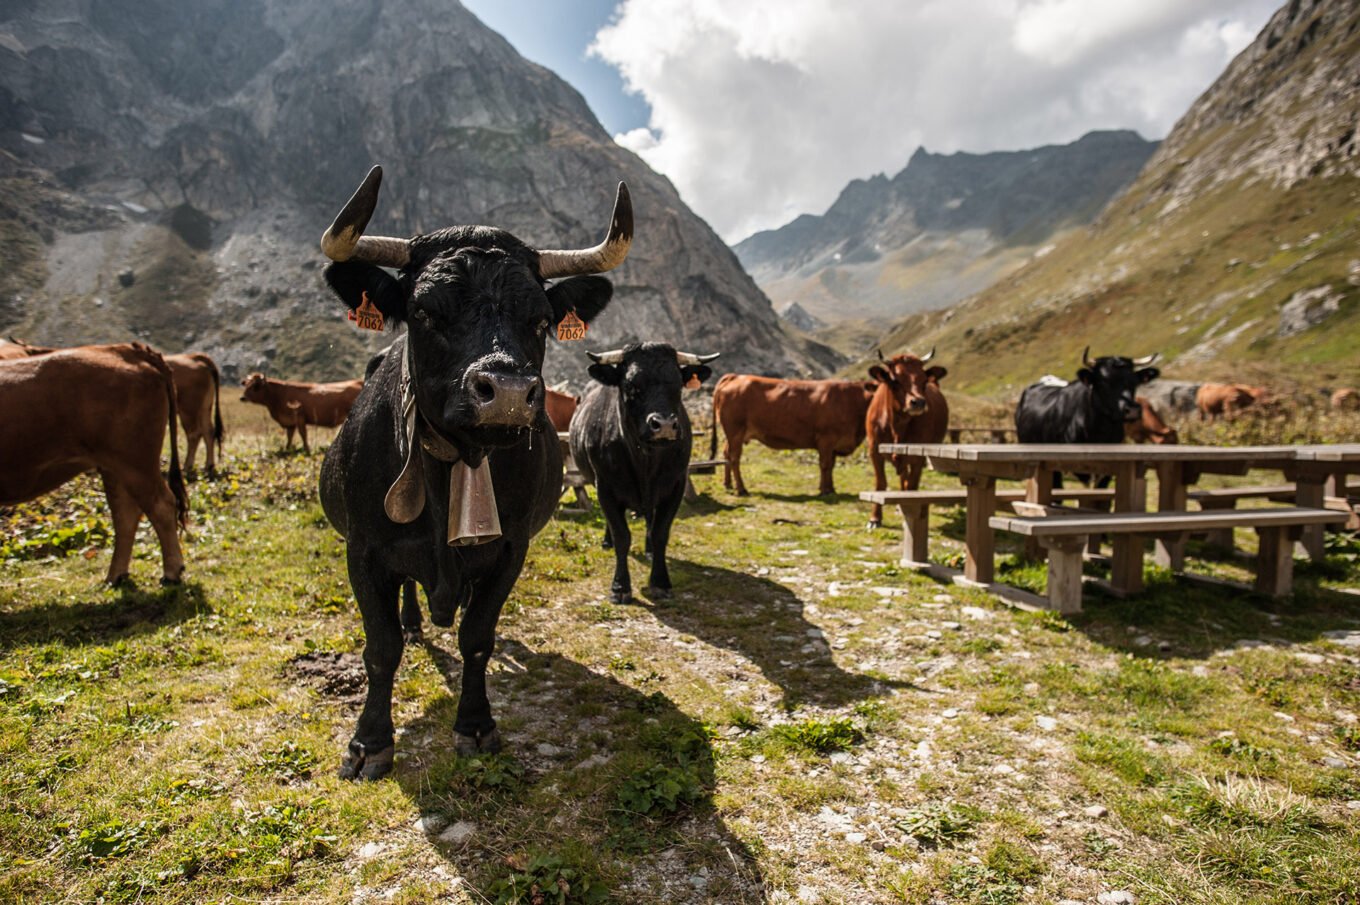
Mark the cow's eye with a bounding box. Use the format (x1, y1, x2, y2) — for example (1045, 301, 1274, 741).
(536, 318, 550, 335)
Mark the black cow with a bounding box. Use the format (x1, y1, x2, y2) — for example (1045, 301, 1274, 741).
(1015, 348, 1160, 445)
(317, 166, 632, 780)
(569, 344, 718, 604)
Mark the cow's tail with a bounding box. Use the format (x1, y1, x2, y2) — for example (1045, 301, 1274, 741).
(136, 344, 190, 529)
(709, 395, 720, 460)
(205, 355, 225, 456)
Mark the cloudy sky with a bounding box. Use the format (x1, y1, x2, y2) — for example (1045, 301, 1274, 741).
(466, 0, 1281, 243)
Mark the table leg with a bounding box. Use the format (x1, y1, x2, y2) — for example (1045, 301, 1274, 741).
(1295, 475, 1327, 561)
(1109, 462, 1145, 594)
(963, 474, 996, 585)
(1255, 526, 1293, 597)
(1025, 470, 1053, 561)
(1154, 461, 1187, 570)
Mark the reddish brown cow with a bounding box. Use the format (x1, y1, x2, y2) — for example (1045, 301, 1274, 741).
(240, 373, 363, 452)
(545, 387, 579, 432)
(865, 350, 950, 528)
(1331, 387, 1359, 411)
(0, 343, 188, 584)
(1125, 396, 1178, 444)
(1196, 382, 1268, 421)
(166, 352, 225, 474)
(710, 374, 877, 496)
(0, 338, 54, 360)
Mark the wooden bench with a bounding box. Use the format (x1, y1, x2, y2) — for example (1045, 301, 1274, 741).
(860, 486, 1115, 568)
(989, 507, 1348, 613)
(1190, 483, 1360, 543)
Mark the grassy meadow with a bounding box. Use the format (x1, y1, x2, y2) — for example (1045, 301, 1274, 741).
(2, 399, 1360, 904)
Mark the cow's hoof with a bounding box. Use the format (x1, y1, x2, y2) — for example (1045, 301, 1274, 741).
(866, 520, 881, 531)
(645, 585, 672, 600)
(601, 536, 613, 550)
(610, 589, 634, 605)
(107, 574, 134, 590)
(402, 626, 423, 645)
(735, 489, 749, 497)
(339, 742, 395, 782)
(454, 728, 503, 756)
(160, 574, 184, 587)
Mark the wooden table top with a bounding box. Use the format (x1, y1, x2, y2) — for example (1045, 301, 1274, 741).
(879, 443, 1301, 464)
(1294, 444, 1360, 462)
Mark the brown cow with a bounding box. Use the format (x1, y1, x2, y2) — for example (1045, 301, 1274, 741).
(1196, 382, 1268, 421)
(710, 374, 877, 496)
(166, 352, 225, 475)
(0, 343, 188, 584)
(545, 387, 579, 432)
(1331, 387, 1359, 411)
(1126, 396, 1179, 444)
(0, 338, 54, 360)
(865, 350, 949, 528)
(240, 372, 363, 452)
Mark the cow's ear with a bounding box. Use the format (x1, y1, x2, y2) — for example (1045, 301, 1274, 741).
(1077, 368, 1094, 385)
(1136, 367, 1160, 384)
(681, 365, 713, 386)
(587, 363, 623, 386)
(325, 262, 406, 324)
(869, 365, 894, 384)
(547, 276, 613, 326)
(926, 366, 948, 382)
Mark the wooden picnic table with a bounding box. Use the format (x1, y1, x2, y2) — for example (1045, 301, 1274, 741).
(1288, 445, 1360, 559)
(879, 443, 1302, 594)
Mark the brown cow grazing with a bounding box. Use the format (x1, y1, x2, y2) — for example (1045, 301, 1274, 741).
(1196, 382, 1268, 421)
(240, 373, 363, 452)
(545, 386, 579, 432)
(710, 374, 877, 496)
(0, 343, 189, 584)
(1126, 396, 1178, 444)
(166, 353, 225, 475)
(865, 349, 949, 528)
(0, 337, 54, 360)
(1331, 387, 1359, 411)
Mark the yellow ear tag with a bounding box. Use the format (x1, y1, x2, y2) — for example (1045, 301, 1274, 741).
(556, 310, 587, 341)
(348, 291, 385, 332)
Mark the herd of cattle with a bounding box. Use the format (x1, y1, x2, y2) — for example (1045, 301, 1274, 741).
(2, 167, 1357, 779)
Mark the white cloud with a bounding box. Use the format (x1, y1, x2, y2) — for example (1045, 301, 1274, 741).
(590, 0, 1279, 242)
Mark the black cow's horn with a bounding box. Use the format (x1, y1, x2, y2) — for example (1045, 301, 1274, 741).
(538, 182, 633, 279)
(876, 348, 886, 362)
(320, 166, 412, 268)
(587, 349, 625, 365)
(675, 352, 720, 366)
(1133, 352, 1159, 366)
(919, 346, 935, 363)
(1081, 346, 1094, 367)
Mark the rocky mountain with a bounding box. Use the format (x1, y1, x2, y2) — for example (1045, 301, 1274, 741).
(871, 0, 1360, 396)
(0, 0, 839, 383)
(733, 131, 1156, 328)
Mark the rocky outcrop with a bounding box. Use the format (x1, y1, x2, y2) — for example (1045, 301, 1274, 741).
(0, 0, 838, 381)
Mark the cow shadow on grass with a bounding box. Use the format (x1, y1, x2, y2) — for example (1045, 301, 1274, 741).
(642, 559, 915, 709)
(0, 581, 210, 651)
(393, 636, 767, 903)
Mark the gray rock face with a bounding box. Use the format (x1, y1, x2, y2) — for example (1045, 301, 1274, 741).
(0, 0, 838, 381)
(735, 131, 1157, 286)
(1278, 285, 1342, 337)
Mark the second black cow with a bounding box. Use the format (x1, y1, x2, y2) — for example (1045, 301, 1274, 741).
(1015, 348, 1160, 445)
(569, 343, 718, 603)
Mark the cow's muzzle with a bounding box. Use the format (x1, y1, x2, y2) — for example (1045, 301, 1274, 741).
(465, 369, 543, 427)
(645, 413, 680, 442)
(904, 398, 928, 415)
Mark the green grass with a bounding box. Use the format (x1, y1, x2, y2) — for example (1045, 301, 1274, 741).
(2, 422, 1359, 903)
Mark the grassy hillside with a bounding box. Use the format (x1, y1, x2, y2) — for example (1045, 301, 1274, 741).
(873, 174, 1360, 398)
(3, 410, 1360, 903)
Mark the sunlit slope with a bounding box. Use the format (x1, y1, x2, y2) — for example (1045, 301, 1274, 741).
(870, 0, 1360, 396)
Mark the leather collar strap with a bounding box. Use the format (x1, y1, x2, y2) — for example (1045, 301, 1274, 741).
(383, 345, 502, 545)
